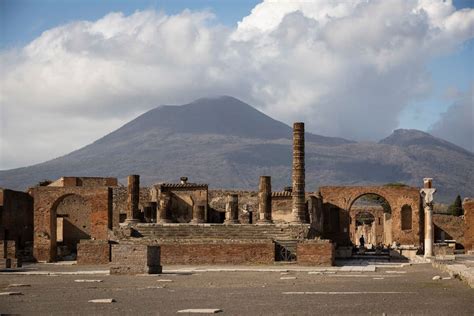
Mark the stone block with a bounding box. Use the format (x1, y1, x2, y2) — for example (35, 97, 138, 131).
(110, 243, 161, 275)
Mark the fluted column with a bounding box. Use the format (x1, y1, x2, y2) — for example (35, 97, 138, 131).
(291, 122, 307, 223)
(257, 176, 272, 224)
(420, 178, 436, 258)
(125, 175, 140, 223)
(224, 194, 240, 224)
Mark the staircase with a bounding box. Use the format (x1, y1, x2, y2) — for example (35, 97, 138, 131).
(131, 224, 310, 241)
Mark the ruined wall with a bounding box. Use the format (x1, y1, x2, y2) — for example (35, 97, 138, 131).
(433, 214, 465, 246)
(49, 177, 118, 187)
(0, 189, 34, 249)
(463, 198, 474, 251)
(111, 243, 162, 274)
(297, 240, 335, 266)
(350, 206, 384, 246)
(31, 186, 111, 262)
(159, 240, 274, 265)
(208, 190, 258, 224)
(319, 186, 422, 247)
(112, 187, 151, 226)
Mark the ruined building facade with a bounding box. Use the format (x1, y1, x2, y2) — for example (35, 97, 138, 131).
(1, 123, 473, 269)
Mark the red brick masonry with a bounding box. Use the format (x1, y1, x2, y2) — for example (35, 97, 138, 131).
(297, 240, 335, 266)
(77, 240, 110, 265)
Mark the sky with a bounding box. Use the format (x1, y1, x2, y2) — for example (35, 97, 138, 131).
(0, 0, 473, 170)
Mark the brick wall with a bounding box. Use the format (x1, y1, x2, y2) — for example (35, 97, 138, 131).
(0, 189, 34, 248)
(112, 187, 152, 226)
(297, 240, 335, 266)
(159, 240, 274, 265)
(77, 240, 110, 265)
(110, 243, 161, 274)
(463, 198, 474, 251)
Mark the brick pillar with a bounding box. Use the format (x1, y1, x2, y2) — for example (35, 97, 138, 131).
(257, 176, 272, 224)
(463, 198, 474, 252)
(291, 122, 307, 223)
(157, 192, 171, 223)
(191, 205, 206, 224)
(420, 178, 436, 258)
(125, 175, 140, 223)
(224, 194, 240, 224)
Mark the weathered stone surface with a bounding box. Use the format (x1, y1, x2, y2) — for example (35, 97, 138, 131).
(77, 240, 110, 265)
(110, 243, 161, 275)
(125, 175, 140, 223)
(88, 298, 115, 303)
(463, 198, 474, 251)
(0, 189, 33, 251)
(257, 176, 272, 224)
(297, 240, 335, 266)
(224, 194, 239, 224)
(292, 122, 306, 223)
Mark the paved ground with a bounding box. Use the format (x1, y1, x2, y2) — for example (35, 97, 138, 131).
(0, 263, 473, 315)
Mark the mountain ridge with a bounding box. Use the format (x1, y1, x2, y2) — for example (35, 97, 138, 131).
(0, 96, 472, 202)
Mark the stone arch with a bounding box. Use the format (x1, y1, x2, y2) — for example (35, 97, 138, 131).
(319, 185, 422, 248)
(53, 193, 92, 255)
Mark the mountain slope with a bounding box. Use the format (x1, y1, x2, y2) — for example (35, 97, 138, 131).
(0, 96, 472, 202)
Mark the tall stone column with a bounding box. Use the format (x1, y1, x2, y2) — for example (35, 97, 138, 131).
(291, 122, 307, 223)
(420, 178, 436, 258)
(224, 194, 240, 224)
(191, 205, 206, 224)
(125, 175, 140, 223)
(157, 192, 171, 223)
(257, 176, 272, 224)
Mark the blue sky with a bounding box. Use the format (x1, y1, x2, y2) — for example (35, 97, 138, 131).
(0, 0, 473, 169)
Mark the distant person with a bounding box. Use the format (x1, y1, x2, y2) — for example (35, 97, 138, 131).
(359, 235, 365, 248)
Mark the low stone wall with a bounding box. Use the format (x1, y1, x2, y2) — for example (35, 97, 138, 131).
(433, 243, 454, 256)
(77, 240, 110, 265)
(297, 240, 335, 266)
(110, 243, 162, 274)
(0, 240, 21, 268)
(159, 240, 274, 265)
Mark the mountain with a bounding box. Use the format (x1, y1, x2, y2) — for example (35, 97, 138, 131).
(0, 96, 472, 202)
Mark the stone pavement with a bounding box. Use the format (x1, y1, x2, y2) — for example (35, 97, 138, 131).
(432, 254, 474, 288)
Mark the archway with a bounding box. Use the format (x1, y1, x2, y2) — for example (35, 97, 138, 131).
(54, 194, 91, 259)
(349, 193, 391, 248)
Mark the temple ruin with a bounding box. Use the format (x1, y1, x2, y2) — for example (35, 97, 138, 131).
(1, 122, 472, 272)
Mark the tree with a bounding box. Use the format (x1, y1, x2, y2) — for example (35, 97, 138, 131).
(447, 195, 463, 216)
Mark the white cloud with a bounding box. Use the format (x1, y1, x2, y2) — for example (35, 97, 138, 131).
(1, 1, 473, 169)
(430, 85, 474, 152)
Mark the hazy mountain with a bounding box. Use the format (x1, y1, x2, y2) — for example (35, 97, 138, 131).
(1, 96, 472, 202)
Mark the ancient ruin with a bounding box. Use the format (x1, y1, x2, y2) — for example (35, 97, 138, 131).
(0, 122, 472, 272)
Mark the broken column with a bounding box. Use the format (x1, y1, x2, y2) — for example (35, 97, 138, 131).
(291, 122, 307, 224)
(420, 178, 436, 258)
(257, 176, 272, 224)
(224, 194, 240, 224)
(125, 175, 140, 224)
(157, 192, 171, 223)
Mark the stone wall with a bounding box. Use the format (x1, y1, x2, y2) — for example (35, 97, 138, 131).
(77, 240, 110, 265)
(49, 177, 118, 187)
(110, 243, 161, 274)
(208, 190, 258, 223)
(0, 189, 34, 249)
(463, 198, 474, 251)
(159, 240, 275, 265)
(433, 214, 465, 246)
(56, 194, 91, 252)
(296, 240, 335, 266)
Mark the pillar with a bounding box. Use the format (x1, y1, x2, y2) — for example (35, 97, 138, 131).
(257, 176, 272, 224)
(420, 178, 436, 258)
(157, 192, 171, 223)
(291, 122, 307, 223)
(191, 205, 206, 224)
(125, 175, 140, 223)
(224, 194, 240, 224)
